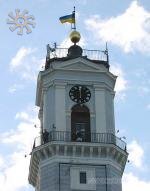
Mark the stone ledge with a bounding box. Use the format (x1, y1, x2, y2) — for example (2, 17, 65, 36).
(28, 142, 128, 187)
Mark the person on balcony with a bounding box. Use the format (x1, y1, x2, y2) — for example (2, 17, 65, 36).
(43, 129, 49, 144)
(76, 131, 83, 142)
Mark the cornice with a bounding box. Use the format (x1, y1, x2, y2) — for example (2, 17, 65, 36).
(28, 141, 128, 187)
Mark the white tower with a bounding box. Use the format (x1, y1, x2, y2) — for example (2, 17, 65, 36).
(28, 31, 128, 191)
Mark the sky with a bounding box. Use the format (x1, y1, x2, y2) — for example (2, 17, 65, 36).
(0, 0, 150, 190)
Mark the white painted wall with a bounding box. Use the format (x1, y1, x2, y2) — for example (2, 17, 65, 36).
(94, 86, 107, 133)
(55, 83, 66, 131)
(43, 86, 55, 131)
(43, 88, 49, 131)
(105, 90, 115, 134)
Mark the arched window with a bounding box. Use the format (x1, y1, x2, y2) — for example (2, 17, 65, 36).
(71, 104, 91, 142)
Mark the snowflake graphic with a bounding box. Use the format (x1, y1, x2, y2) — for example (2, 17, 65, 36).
(7, 9, 36, 35)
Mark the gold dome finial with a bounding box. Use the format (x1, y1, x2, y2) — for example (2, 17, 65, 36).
(70, 30, 81, 44)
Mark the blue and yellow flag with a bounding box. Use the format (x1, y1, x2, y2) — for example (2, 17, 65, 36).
(59, 13, 75, 24)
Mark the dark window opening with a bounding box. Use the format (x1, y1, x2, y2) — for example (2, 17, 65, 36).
(71, 104, 91, 142)
(80, 171, 87, 184)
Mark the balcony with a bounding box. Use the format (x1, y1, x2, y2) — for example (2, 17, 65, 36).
(45, 46, 109, 70)
(49, 48, 108, 61)
(33, 131, 126, 151)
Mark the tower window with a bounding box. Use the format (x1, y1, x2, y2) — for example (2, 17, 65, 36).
(80, 171, 87, 184)
(71, 104, 91, 142)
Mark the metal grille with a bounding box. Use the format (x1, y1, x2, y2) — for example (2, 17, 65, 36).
(50, 48, 108, 61)
(34, 131, 126, 151)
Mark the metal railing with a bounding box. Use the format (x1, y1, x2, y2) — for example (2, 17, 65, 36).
(34, 131, 126, 151)
(50, 48, 108, 62)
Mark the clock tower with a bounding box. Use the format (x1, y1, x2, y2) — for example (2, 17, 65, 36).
(28, 30, 128, 191)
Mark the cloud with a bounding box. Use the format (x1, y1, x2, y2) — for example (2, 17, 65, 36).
(123, 172, 150, 191)
(0, 155, 4, 167)
(0, 106, 39, 191)
(10, 47, 34, 69)
(15, 111, 34, 122)
(85, 1, 150, 53)
(110, 64, 128, 100)
(8, 84, 24, 94)
(123, 140, 150, 190)
(0, 152, 30, 191)
(9, 47, 44, 81)
(128, 140, 144, 168)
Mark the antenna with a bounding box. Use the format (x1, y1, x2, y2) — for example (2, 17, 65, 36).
(105, 42, 109, 64)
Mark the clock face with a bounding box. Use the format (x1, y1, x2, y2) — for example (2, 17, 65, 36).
(69, 85, 91, 104)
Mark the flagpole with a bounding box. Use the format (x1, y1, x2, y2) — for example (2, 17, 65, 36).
(73, 6, 76, 30)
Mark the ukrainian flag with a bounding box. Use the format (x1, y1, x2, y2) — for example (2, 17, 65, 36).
(59, 13, 75, 24)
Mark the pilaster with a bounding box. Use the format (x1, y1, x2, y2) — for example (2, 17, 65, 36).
(54, 82, 67, 131)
